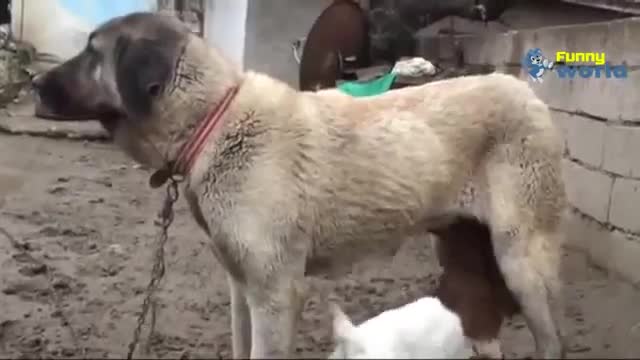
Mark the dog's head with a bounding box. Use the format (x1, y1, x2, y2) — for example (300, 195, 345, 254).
(33, 12, 241, 169)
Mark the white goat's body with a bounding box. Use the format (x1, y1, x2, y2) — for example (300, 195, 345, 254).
(330, 297, 474, 359)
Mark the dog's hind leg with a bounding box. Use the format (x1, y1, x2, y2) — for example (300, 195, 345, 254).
(245, 274, 306, 358)
(491, 228, 564, 359)
(484, 166, 565, 357)
(483, 119, 567, 358)
(228, 275, 252, 358)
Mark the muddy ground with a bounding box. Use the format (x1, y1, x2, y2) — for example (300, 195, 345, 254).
(2, 113, 640, 359)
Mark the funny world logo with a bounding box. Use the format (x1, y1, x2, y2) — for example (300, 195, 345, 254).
(522, 48, 627, 83)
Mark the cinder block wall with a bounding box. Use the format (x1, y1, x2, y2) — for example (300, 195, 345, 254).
(417, 17, 640, 286)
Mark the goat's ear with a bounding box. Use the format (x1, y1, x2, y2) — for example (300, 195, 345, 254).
(114, 35, 174, 117)
(330, 302, 355, 340)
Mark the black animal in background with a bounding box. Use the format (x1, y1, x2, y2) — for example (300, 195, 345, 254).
(367, 0, 511, 64)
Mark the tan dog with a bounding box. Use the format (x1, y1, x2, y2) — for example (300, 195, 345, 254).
(32, 12, 567, 359)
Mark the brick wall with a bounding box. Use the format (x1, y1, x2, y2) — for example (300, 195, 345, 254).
(417, 17, 640, 285)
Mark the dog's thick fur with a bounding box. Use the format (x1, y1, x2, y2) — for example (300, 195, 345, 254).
(32, 12, 567, 359)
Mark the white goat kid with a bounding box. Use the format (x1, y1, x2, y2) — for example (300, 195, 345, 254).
(329, 297, 474, 359)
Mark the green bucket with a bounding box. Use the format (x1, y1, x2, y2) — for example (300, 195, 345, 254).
(337, 72, 397, 97)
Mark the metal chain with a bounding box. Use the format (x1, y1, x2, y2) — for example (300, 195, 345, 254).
(126, 177, 181, 359)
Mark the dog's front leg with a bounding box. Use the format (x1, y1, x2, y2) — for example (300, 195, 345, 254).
(246, 274, 306, 359)
(228, 275, 252, 358)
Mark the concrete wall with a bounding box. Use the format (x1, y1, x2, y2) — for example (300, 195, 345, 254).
(418, 1, 628, 39)
(203, 0, 248, 69)
(496, 0, 627, 29)
(243, 0, 329, 88)
(417, 17, 640, 286)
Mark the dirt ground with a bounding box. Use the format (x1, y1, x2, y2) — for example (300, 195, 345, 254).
(2, 116, 640, 359)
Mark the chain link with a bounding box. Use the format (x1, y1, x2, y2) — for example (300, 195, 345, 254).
(126, 177, 181, 359)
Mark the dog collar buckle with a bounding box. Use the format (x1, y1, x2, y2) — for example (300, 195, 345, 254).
(149, 160, 186, 189)
(149, 168, 172, 188)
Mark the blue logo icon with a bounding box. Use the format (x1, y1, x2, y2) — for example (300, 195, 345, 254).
(522, 48, 554, 83)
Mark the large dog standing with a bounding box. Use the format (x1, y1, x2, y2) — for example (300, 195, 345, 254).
(32, 12, 567, 359)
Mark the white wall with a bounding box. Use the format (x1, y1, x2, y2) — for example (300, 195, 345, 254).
(203, 0, 248, 69)
(243, 0, 329, 87)
(11, 0, 92, 60)
(11, 0, 156, 61)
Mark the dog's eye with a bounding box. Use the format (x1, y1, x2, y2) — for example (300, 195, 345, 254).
(530, 56, 535, 61)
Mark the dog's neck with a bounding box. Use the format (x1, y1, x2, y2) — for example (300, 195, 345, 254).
(149, 85, 241, 188)
(178, 86, 240, 169)
(149, 38, 244, 188)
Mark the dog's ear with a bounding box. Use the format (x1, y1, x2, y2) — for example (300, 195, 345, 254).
(330, 302, 355, 341)
(114, 35, 174, 117)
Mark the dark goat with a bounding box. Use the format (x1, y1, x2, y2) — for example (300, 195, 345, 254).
(431, 214, 520, 355)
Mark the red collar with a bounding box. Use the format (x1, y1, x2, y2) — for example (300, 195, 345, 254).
(173, 85, 240, 175)
(148, 85, 240, 189)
